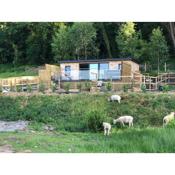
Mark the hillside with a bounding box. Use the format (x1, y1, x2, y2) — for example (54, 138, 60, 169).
(0, 93, 174, 131)
(0, 64, 38, 78)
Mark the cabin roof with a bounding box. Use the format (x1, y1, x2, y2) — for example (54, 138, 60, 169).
(59, 58, 138, 64)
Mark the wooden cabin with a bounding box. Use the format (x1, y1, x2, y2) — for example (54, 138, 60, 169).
(59, 58, 142, 90)
(60, 58, 140, 81)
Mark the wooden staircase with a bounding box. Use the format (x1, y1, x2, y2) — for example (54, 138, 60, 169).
(142, 73, 175, 91)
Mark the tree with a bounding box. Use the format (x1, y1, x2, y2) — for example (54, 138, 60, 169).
(52, 22, 98, 61)
(116, 22, 146, 62)
(168, 22, 175, 52)
(69, 22, 98, 59)
(148, 27, 169, 73)
(52, 24, 72, 61)
(26, 23, 55, 64)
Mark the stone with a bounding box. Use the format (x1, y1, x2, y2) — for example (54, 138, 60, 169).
(0, 121, 29, 132)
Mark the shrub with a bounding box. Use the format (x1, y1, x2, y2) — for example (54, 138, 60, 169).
(16, 86, 22, 92)
(105, 82, 112, 91)
(0, 86, 2, 93)
(166, 120, 175, 128)
(27, 84, 32, 93)
(10, 86, 15, 92)
(131, 79, 135, 92)
(77, 83, 83, 92)
(141, 84, 146, 93)
(64, 82, 71, 93)
(158, 85, 163, 91)
(51, 83, 57, 92)
(84, 81, 91, 91)
(86, 110, 107, 132)
(39, 83, 46, 93)
(123, 85, 129, 92)
(163, 85, 170, 93)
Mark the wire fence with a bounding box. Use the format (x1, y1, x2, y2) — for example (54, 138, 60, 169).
(140, 63, 175, 74)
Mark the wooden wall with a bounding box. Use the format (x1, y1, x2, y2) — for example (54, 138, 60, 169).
(60, 63, 79, 80)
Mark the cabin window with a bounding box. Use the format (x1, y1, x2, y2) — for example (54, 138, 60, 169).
(65, 66, 71, 77)
(90, 64, 98, 80)
(79, 64, 89, 80)
(99, 63, 109, 80)
(107, 63, 121, 80)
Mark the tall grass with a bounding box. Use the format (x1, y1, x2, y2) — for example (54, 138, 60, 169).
(0, 93, 175, 132)
(0, 127, 175, 152)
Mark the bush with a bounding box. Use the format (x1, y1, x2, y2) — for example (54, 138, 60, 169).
(86, 110, 107, 132)
(105, 82, 112, 91)
(84, 81, 91, 91)
(39, 83, 46, 93)
(141, 84, 146, 93)
(166, 120, 175, 128)
(64, 82, 71, 93)
(0, 86, 2, 93)
(16, 86, 22, 92)
(163, 85, 170, 93)
(51, 83, 57, 92)
(123, 85, 129, 92)
(27, 84, 32, 93)
(77, 83, 83, 92)
(158, 85, 163, 91)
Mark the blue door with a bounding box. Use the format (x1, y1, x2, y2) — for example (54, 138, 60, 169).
(90, 64, 98, 80)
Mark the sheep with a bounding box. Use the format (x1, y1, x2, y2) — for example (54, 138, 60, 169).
(97, 81, 103, 87)
(2, 88, 10, 94)
(163, 112, 175, 127)
(103, 122, 111, 136)
(113, 116, 133, 127)
(108, 95, 121, 103)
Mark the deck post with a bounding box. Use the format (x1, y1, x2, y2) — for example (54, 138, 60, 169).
(149, 77, 151, 90)
(164, 62, 167, 72)
(155, 77, 158, 90)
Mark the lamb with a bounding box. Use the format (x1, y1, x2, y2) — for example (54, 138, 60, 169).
(163, 112, 175, 127)
(113, 116, 133, 127)
(102, 122, 111, 136)
(108, 95, 121, 103)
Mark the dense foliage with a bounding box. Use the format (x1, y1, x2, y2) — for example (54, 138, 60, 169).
(0, 22, 174, 67)
(0, 93, 175, 132)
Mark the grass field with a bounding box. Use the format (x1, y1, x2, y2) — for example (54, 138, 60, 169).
(0, 64, 38, 78)
(0, 127, 175, 153)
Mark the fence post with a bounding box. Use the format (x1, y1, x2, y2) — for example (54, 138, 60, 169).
(144, 62, 147, 72)
(164, 62, 167, 72)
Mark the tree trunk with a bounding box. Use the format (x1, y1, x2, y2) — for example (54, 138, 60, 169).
(100, 23, 112, 58)
(169, 22, 175, 51)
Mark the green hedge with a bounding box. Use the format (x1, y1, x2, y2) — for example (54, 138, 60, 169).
(0, 93, 175, 131)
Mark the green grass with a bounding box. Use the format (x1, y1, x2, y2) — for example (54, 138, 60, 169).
(0, 64, 38, 78)
(0, 127, 175, 153)
(1, 93, 175, 131)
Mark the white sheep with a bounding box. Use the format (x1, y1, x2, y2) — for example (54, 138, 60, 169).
(113, 116, 133, 127)
(163, 112, 175, 127)
(108, 95, 121, 103)
(103, 122, 111, 136)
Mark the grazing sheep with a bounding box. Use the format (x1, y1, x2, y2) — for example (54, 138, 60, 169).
(113, 116, 133, 127)
(97, 81, 103, 87)
(103, 122, 111, 136)
(163, 112, 175, 127)
(108, 95, 121, 103)
(2, 88, 10, 94)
